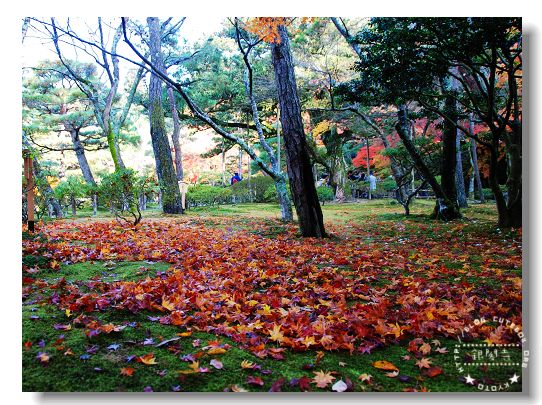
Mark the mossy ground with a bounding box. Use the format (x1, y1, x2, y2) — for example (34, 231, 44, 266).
(22, 199, 523, 392)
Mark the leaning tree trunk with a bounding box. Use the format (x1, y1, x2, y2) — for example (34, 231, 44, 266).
(105, 124, 126, 171)
(68, 126, 98, 215)
(396, 105, 458, 221)
(271, 25, 326, 237)
(147, 17, 183, 214)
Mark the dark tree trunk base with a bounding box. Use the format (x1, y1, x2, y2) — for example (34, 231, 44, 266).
(432, 199, 462, 221)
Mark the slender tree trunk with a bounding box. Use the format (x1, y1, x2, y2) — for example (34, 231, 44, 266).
(92, 194, 97, 216)
(276, 106, 281, 170)
(395, 105, 458, 220)
(275, 176, 293, 222)
(238, 148, 243, 177)
(221, 139, 226, 186)
(70, 195, 76, 216)
(147, 17, 183, 214)
(166, 85, 184, 180)
(366, 137, 371, 200)
(468, 114, 485, 202)
(271, 25, 326, 237)
(455, 130, 468, 207)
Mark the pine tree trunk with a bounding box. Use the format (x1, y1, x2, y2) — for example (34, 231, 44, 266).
(271, 25, 326, 237)
(147, 17, 183, 214)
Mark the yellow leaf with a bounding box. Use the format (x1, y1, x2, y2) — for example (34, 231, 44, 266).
(268, 324, 285, 343)
(372, 360, 399, 371)
(161, 296, 175, 311)
(138, 353, 157, 365)
(207, 347, 227, 355)
(241, 360, 255, 369)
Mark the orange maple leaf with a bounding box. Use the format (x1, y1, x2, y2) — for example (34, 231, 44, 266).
(120, 367, 135, 376)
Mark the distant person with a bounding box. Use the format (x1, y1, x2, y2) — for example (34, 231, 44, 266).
(230, 172, 242, 185)
(368, 171, 378, 191)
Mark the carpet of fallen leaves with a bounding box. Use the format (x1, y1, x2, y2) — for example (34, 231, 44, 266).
(22, 215, 522, 363)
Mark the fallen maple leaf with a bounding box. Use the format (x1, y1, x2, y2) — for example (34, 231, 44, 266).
(419, 342, 432, 355)
(120, 367, 135, 376)
(385, 370, 399, 378)
(268, 324, 285, 342)
(269, 378, 286, 392)
(137, 353, 157, 365)
(241, 360, 256, 369)
(358, 373, 373, 383)
(312, 370, 336, 388)
(207, 347, 227, 355)
(298, 376, 312, 391)
(161, 296, 175, 311)
(36, 352, 50, 364)
(178, 361, 200, 375)
(415, 358, 432, 369)
(247, 375, 264, 386)
(372, 360, 399, 371)
(425, 366, 443, 378)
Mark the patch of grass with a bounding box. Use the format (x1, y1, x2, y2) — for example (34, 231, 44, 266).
(52, 261, 171, 283)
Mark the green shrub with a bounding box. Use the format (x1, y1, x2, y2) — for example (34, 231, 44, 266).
(317, 186, 335, 203)
(380, 177, 398, 192)
(98, 169, 142, 225)
(186, 185, 231, 207)
(263, 184, 278, 202)
(54, 175, 89, 215)
(231, 175, 276, 203)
